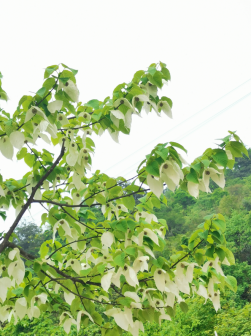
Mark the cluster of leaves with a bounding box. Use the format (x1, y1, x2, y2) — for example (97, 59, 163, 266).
(0, 62, 248, 335)
(2, 153, 251, 334)
(0, 73, 8, 103)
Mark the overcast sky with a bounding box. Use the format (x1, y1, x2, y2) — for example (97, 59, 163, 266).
(1, 0, 251, 231)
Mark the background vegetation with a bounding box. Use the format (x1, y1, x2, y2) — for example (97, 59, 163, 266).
(1, 149, 251, 335)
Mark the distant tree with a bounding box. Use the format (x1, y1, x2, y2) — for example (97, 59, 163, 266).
(13, 219, 51, 257)
(225, 148, 251, 179)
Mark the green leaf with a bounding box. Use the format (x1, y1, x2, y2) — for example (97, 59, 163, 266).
(142, 307, 155, 322)
(92, 311, 103, 325)
(215, 247, 226, 262)
(36, 87, 47, 97)
(24, 153, 35, 168)
(122, 195, 135, 210)
(116, 220, 127, 232)
(186, 168, 199, 183)
(205, 245, 215, 258)
(71, 297, 81, 316)
(97, 263, 106, 274)
(105, 326, 120, 336)
(59, 69, 76, 83)
(129, 85, 144, 96)
(132, 70, 145, 83)
(33, 261, 41, 273)
(24, 285, 30, 297)
(44, 65, 59, 79)
(0, 91, 8, 101)
(40, 242, 49, 259)
(0, 210, 6, 221)
(95, 194, 107, 205)
(198, 230, 208, 241)
(86, 99, 100, 109)
(165, 306, 175, 318)
(61, 63, 78, 75)
(156, 148, 169, 160)
(12, 287, 24, 296)
(161, 67, 171, 81)
(211, 231, 223, 244)
(230, 141, 248, 157)
(109, 186, 122, 198)
(145, 160, 160, 177)
(43, 78, 56, 90)
(180, 301, 188, 313)
(225, 275, 237, 292)
(58, 77, 70, 84)
(224, 248, 235, 265)
(169, 142, 187, 153)
(127, 220, 136, 231)
(117, 297, 133, 307)
(202, 159, 210, 168)
(80, 268, 92, 276)
(213, 219, 226, 233)
(114, 252, 125, 267)
(192, 162, 202, 173)
(152, 71, 163, 88)
(125, 247, 136, 257)
(213, 150, 228, 167)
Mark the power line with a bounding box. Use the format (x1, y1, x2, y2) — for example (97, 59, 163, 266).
(103, 77, 251, 174)
(177, 92, 251, 142)
(120, 91, 251, 178)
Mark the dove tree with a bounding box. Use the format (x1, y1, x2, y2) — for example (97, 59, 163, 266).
(0, 63, 247, 335)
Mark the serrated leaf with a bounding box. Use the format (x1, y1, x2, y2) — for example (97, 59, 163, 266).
(0, 211, 6, 221)
(114, 252, 125, 267)
(80, 268, 92, 276)
(198, 230, 208, 241)
(61, 63, 78, 76)
(122, 195, 135, 210)
(33, 261, 41, 273)
(213, 150, 228, 167)
(205, 245, 215, 258)
(12, 287, 23, 296)
(145, 161, 160, 177)
(44, 65, 59, 79)
(116, 220, 127, 233)
(180, 301, 188, 313)
(169, 142, 187, 153)
(36, 87, 47, 97)
(215, 247, 226, 262)
(186, 168, 199, 183)
(117, 297, 133, 307)
(86, 99, 100, 109)
(125, 247, 136, 257)
(225, 275, 237, 292)
(224, 248, 235, 265)
(213, 219, 226, 233)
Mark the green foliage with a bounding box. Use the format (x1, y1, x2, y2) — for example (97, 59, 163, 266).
(2, 153, 251, 334)
(0, 62, 249, 335)
(13, 220, 51, 257)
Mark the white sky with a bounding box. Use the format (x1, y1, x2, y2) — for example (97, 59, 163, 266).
(1, 0, 251, 231)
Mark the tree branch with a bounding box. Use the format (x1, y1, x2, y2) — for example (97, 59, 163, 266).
(46, 236, 99, 260)
(5, 241, 101, 287)
(32, 187, 149, 208)
(60, 118, 105, 131)
(5, 241, 36, 260)
(0, 141, 65, 254)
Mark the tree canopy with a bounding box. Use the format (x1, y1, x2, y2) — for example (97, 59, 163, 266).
(0, 63, 249, 335)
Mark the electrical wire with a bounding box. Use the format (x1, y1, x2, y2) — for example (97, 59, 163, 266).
(120, 91, 251, 178)
(103, 77, 251, 174)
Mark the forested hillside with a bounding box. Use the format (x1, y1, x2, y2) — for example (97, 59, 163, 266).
(1, 150, 251, 335)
